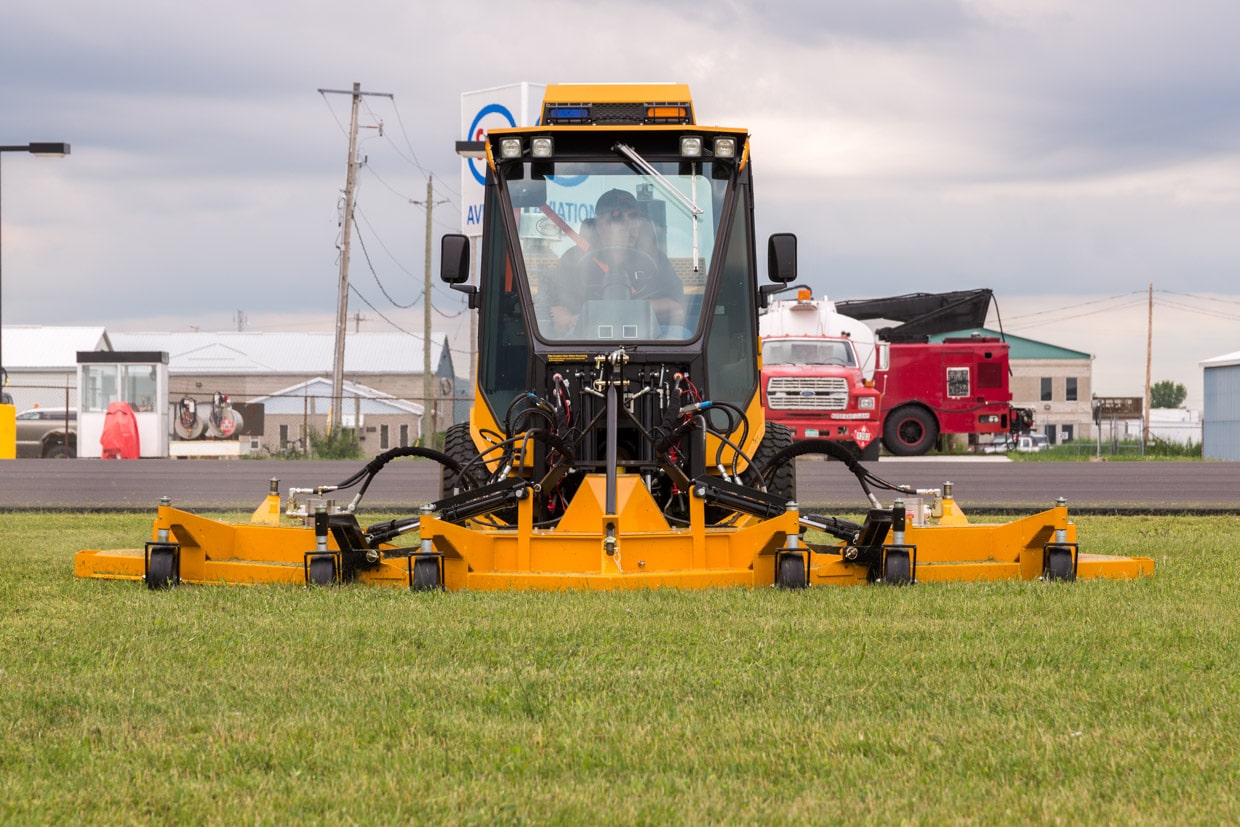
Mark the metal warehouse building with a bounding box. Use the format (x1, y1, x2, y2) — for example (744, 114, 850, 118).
(1202, 350, 1240, 461)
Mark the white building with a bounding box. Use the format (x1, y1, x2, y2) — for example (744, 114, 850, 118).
(1202, 350, 1240, 461)
(2, 326, 110, 411)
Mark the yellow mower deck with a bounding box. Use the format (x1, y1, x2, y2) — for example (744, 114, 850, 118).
(74, 479, 1153, 590)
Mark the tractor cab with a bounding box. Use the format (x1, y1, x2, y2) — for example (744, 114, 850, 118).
(442, 84, 796, 488)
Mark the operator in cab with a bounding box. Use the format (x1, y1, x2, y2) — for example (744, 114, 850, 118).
(548, 188, 686, 338)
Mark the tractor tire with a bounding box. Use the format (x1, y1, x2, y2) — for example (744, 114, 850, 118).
(750, 421, 796, 500)
(882, 406, 939, 457)
(442, 422, 480, 496)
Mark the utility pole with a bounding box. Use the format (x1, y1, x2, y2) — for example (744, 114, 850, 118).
(319, 82, 392, 432)
(412, 176, 447, 445)
(1143, 282, 1153, 446)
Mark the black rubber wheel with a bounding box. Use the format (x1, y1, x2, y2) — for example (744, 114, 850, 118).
(146, 548, 177, 590)
(858, 439, 881, 462)
(776, 554, 807, 589)
(883, 549, 913, 585)
(750, 421, 796, 500)
(308, 555, 336, 586)
(1045, 547, 1075, 581)
(411, 556, 442, 591)
(882, 406, 939, 457)
(43, 442, 71, 459)
(441, 422, 480, 496)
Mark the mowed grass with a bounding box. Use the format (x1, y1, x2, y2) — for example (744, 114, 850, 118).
(1, 511, 1237, 825)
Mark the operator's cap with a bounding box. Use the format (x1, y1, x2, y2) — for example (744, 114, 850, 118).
(596, 189, 640, 221)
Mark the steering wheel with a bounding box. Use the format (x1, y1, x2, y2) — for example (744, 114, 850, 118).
(591, 246, 662, 299)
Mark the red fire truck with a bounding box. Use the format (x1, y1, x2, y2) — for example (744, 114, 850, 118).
(760, 288, 1034, 457)
(758, 289, 884, 458)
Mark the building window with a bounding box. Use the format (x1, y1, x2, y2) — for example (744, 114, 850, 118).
(380, 424, 390, 450)
(399, 424, 409, 448)
(1062, 424, 1074, 442)
(279, 424, 289, 446)
(1040, 377, 1053, 402)
(1066, 377, 1078, 402)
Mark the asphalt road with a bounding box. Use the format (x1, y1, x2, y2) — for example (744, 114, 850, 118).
(2, 456, 1237, 514)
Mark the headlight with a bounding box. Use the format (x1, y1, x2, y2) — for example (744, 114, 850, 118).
(713, 137, 737, 158)
(530, 136, 553, 158)
(859, 396, 876, 410)
(680, 136, 703, 158)
(499, 138, 523, 159)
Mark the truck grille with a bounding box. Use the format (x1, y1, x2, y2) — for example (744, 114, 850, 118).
(766, 376, 850, 410)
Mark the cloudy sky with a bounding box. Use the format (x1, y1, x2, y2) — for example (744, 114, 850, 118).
(3, 0, 1238, 408)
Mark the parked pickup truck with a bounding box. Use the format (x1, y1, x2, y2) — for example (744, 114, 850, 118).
(15, 407, 76, 458)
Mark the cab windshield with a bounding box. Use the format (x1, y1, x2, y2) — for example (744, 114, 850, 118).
(509, 159, 728, 342)
(763, 338, 858, 367)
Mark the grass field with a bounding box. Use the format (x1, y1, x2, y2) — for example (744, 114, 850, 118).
(2, 511, 1237, 825)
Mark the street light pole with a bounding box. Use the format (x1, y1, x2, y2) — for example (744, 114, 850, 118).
(0, 142, 71, 394)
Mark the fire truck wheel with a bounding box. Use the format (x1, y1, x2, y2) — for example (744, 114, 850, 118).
(882, 406, 939, 457)
(858, 440, 881, 462)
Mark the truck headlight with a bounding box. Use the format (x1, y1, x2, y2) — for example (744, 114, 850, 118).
(859, 396, 876, 410)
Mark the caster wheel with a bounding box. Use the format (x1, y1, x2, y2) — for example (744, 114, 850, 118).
(146, 547, 178, 590)
(776, 554, 807, 589)
(411, 556, 442, 591)
(1045, 547, 1076, 581)
(308, 555, 336, 586)
(883, 549, 912, 585)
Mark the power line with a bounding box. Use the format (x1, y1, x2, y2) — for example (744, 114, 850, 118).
(1000, 291, 1145, 324)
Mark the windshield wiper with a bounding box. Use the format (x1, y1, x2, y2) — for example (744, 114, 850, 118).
(614, 142, 704, 272)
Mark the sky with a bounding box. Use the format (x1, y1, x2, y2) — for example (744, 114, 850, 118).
(2, 0, 1238, 410)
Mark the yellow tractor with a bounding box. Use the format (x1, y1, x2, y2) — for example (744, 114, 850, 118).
(75, 84, 1152, 590)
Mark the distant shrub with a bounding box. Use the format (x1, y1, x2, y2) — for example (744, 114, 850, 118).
(308, 427, 363, 460)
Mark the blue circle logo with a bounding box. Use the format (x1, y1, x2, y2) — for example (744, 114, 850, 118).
(467, 103, 516, 186)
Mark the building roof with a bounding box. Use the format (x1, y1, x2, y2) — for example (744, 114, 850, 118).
(930, 328, 1092, 360)
(109, 331, 450, 375)
(1201, 350, 1240, 369)
(3, 326, 111, 369)
(251, 377, 424, 416)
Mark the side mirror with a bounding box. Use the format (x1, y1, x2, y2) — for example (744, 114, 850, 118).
(767, 233, 797, 283)
(440, 234, 470, 284)
(440, 234, 478, 309)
